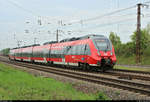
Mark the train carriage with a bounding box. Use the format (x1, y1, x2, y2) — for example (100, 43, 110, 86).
(9, 34, 117, 71)
(9, 48, 15, 60)
(14, 48, 22, 61)
(21, 46, 33, 62)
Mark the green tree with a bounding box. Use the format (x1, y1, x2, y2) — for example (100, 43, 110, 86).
(0, 48, 10, 56)
(146, 24, 150, 43)
(109, 32, 122, 56)
(130, 28, 150, 55)
(109, 32, 121, 45)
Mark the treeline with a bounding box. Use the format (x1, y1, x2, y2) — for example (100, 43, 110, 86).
(0, 48, 10, 56)
(109, 24, 150, 65)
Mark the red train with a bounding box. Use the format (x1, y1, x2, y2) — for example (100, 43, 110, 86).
(9, 34, 117, 71)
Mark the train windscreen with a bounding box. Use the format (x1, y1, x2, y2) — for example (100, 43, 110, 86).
(94, 39, 111, 51)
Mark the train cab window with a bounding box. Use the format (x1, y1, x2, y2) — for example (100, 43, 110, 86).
(94, 39, 111, 51)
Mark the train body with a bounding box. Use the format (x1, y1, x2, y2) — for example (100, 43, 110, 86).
(9, 34, 117, 71)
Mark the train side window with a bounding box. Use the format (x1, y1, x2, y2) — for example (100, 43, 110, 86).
(34, 51, 38, 57)
(32, 51, 35, 57)
(80, 45, 85, 55)
(71, 46, 76, 55)
(49, 50, 52, 57)
(53, 50, 56, 58)
(32, 52, 35, 57)
(54, 50, 57, 58)
(58, 49, 61, 58)
(76, 45, 80, 55)
(58, 50, 61, 58)
(38, 51, 40, 57)
(84, 44, 91, 55)
(40, 50, 43, 57)
(67, 46, 72, 55)
(46, 49, 49, 58)
(51, 50, 54, 58)
(35, 51, 37, 57)
(77, 45, 81, 55)
(88, 44, 91, 55)
(76, 45, 82, 55)
(57, 50, 59, 58)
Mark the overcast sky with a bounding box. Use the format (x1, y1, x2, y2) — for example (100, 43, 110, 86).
(0, 0, 150, 50)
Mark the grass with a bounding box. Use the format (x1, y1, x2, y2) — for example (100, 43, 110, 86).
(114, 55, 150, 72)
(0, 62, 110, 100)
(114, 65, 150, 72)
(116, 55, 150, 65)
(115, 91, 120, 96)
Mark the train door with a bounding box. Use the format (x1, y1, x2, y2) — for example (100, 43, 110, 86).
(31, 46, 34, 62)
(43, 47, 48, 63)
(84, 44, 87, 64)
(62, 46, 66, 65)
(49, 44, 53, 64)
(47, 44, 51, 63)
(65, 46, 71, 65)
(83, 44, 91, 69)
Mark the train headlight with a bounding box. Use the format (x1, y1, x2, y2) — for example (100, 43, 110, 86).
(98, 51, 101, 56)
(110, 52, 113, 56)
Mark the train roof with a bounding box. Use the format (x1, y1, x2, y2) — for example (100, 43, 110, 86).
(10, 44, 40, 50)
(60, 34, 105, 43)
(43, 41, 58, 45)
(43, 34, 105, 45)
(11, 34, 106, 50)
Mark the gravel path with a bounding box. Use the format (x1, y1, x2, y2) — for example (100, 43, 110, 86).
(4, 62, 150, 100)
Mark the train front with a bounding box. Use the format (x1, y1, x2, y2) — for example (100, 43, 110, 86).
(92, 36, 116, 70)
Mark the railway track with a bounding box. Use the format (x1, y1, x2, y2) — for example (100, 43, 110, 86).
(0, 56, 150, 81)
(102, 71, 150, 81)
(1, 55, 150, 75)
(112, 69, 150, 75)
(116, 64, 150, 69)
(0, 59, 150, 96)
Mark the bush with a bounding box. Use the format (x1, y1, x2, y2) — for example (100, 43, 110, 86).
(96, 92, 110, 100)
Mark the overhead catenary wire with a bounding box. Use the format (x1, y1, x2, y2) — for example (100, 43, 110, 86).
(5, 0, 65, 24)
(59, 2, 150, 38)
(70, 17, 136, 33)
(3, 0, 150, 48)
(71, 15, 150, 33)
(143, 1, 150, 4)
(65, 5, 137, 25)
(5, 0, 138, 29)
(60, 12, 137, 32)
(6, 0, 39, 16)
